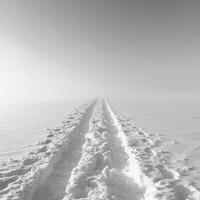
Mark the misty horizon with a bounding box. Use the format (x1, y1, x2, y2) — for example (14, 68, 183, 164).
(0, 0, 200, 103)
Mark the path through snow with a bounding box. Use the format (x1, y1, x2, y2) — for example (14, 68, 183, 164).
(0, 99, 199, 200)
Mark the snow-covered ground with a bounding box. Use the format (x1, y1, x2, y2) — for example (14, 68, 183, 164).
(0, 101, 84, 162)
(0, 99, 199, 200)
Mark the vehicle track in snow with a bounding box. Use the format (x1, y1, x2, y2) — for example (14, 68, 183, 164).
(62, 101, 144, 200)
(3, 99, 199, 200)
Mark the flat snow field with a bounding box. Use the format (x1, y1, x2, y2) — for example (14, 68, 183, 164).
(0, 99, 199, 200)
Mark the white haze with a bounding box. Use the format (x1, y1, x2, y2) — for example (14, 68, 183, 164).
(0, 0, 200, 103)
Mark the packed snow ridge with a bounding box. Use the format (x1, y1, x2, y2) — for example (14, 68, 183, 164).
(0, 99, 199, 200)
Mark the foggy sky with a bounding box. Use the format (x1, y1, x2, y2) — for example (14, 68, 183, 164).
(0, 0, 200, 102)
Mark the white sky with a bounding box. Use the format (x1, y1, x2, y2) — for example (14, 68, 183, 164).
(0, 0, 200, 102)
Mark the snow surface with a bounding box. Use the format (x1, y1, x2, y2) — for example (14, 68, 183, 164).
(0, 99, 199, 200)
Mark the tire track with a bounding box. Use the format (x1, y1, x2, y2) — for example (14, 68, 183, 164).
(31, 100, 97, 200)
(102, 101, 144, 200)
